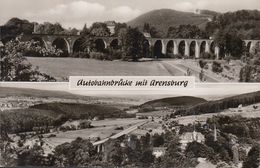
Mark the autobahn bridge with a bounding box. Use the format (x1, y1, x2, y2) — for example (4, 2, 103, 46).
(5, 33, 260, 59)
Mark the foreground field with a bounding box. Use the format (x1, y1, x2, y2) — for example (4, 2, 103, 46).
(27, 57, 242, 82)
(27, 57, 172, 81)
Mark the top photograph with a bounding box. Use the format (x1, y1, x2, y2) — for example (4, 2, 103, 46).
(0, 0, 260, 82)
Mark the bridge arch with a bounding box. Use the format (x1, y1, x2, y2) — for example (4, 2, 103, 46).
(153, 40, 163, 58)
(210, 41, 215, 54)
(200, 41, 206, 54)
(72, 37, 86, 53)
(95, 39, 107, 52)
(166, 40, 174, 57)
(246, 41, 252, 53)
(110, 39, 119, 50)
(52, 37, 70, 56)
(189, 41, 196, 58)
(178, 40, 185, 56)
(31, 37, 47, 48)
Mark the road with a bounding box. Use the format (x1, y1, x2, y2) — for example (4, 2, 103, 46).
(93, 120, 148, 146)
(160, 60, 221, 82)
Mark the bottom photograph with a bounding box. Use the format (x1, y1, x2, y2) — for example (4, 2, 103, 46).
(0, 83, 260, 168)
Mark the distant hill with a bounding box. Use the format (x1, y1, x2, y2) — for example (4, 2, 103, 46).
(1, 102, 133, 133)
(176, 91, 260, 116)
(0, 87, 91, 101)
(127, 9, 212, 37)
(140, 96, 207, 109)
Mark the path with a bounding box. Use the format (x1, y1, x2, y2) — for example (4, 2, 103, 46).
(161, 60, 221, 82)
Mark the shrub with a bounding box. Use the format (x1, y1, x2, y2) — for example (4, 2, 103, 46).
(78, 120, 92, 129)
(108, 49, 123, 60)
(239, 65, 258, 82)
(71, 52, 90, 58)
(199, 60, 207, 69)
(212, 61, 223, 73)
(115, 126, 124, 130)
(201, 52, 216, 59)
(173, 54, 183, 59)
(89, 52, 112, 61)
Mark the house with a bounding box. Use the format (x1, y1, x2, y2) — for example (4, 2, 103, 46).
(180, 131, 205, 150)
(105, 21, 116, 35)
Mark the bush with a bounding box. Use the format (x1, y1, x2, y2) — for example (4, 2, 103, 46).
(108, 49, 123, 60)
(212, 61, 223, 73)
(239, 65, 259, 82)
(71, 52, 90, 58)
(199, 60, 207, 69)
(185, 141, 218, 164)
(78, 120, 92, 129)
(115, 126, 124, 130)
(173, 54, 183, 59)
(243, 144, 260, 168)
(201, 52, 216, 59)
(89, 52, 112, 61)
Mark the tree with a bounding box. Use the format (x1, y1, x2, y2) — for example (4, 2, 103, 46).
(152, 133, 165, 147)
(81, 24, 90, 36)
(110, 140, 124, 167)
(122, 27, 146, 61)
(243, 143, 260, 168)
(0, 142, 17, 167)
(167, 25, 207, 39)
(161, 135, 198, 168)
(90, 22, 110, 37)
(54, 137, 97, 167)
(114, 22, 127, 36)
(143, 23, 151, 33)
(139, 149, 155, 167)
(17, 144, 45, 166)
(0, 39, 56, 81)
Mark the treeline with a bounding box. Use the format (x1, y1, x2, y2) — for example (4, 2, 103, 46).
(206, 10, 260, 39)
(175, 91, 260, 116)
(31, 102, 133, 120)
(0, 102, 134, 134)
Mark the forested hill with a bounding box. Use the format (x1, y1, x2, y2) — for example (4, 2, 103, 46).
(206, 10, 260, 39)
(140, 96, 207, 109)
(175, 91, 260, 116)
(127, 9, 212, 37)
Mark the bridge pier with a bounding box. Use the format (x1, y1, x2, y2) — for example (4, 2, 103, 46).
(185, 41, 190, 57)
(195, 42, 200, 58)
(214, 46, 220, 59)
(173, 41, 178, 55)
(205, 41, 210, 53)
(162, 41, 167, 55)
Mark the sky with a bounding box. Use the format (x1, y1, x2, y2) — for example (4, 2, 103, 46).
(0, 0, 260, 29)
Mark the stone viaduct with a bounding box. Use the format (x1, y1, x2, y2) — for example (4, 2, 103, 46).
(16, 34, 260, 59)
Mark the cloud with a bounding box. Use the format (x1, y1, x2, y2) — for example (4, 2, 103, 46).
(23, 1, 141, 29)
(174, 2, 195, 12)
(110, 6, 142, 21)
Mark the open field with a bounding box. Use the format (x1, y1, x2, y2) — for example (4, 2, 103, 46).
(42, 119, 146, 149)
(27, 57, 172, 81)
(174, 103, 260, 125)
(27, 57, 242, 82)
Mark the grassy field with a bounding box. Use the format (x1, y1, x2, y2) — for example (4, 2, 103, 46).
(27, 57, 242, 82)
(27, 57, 172, 81)
(42, 119, 145, 150)
(174, 103, 260, 125)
